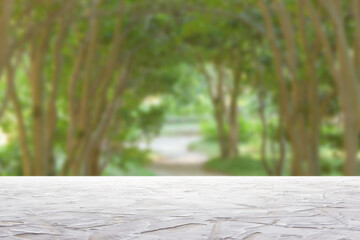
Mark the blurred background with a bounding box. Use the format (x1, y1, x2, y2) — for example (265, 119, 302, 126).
(0, 0, 359, 176)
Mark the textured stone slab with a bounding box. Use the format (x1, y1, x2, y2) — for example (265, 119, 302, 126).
(0, 177, 359, 239)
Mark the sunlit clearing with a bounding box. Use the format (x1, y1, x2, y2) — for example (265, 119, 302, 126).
(0, 128, 9, 147)
(142, 95, 162, 107)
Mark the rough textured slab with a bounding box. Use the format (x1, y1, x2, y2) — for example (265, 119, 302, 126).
(0, 177, 359, 239)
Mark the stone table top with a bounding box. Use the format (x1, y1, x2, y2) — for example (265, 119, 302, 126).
(0, 177, 359, 239)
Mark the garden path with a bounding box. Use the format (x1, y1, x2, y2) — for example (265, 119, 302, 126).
(138, 120, 223, 176)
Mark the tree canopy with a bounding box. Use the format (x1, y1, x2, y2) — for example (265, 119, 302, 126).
(0, 0, 359, 176)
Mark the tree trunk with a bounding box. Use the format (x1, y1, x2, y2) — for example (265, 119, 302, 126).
(214, 100, 229, 159)
(29, 27, 51, 175)
(227, 76, 240, 159)
(260, 0, 322, 175)
(7, 64, 33, 176)
(0, 0, 12, 74)
(343, 109, 359, 175)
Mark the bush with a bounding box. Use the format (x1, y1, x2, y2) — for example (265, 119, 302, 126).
(101, 145, 155, 176)
(0, 141, 22, 176)
(321, 124, 343, 149)
(320, 158, 343, 175)
(110, 146, 151, 171)
(205, 156, 268, 176)
(199, 119, 218, 141)
(199, 117, 256, 142)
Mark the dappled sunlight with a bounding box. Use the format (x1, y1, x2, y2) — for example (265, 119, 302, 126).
(0, 128, 8, 146)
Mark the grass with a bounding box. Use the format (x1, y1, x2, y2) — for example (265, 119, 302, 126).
(189, 139, 270, 175)
(103, 161, 156, 176)
(205, 157, 268, 176)
(188, 139, 220, 158)
(190, 138, 350, 176)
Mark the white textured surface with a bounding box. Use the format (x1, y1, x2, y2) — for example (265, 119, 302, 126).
(0, 177, 360, 239)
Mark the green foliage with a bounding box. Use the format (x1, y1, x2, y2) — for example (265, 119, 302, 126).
(113, 91, 168, 144)
(0, 0, 354, 176)
(199, 117, 255, 142)
(162, 64, 213, 116)
(199, 120, 217, 141)
(137, 104, 166, 142)
(205, 157, 268, 176)
(0, 141, 22, 176)
(321, 124, 343, 149)
(320, 157, 343, 176)
(188, 138, 220, 158)
(103, 147, 154, 176)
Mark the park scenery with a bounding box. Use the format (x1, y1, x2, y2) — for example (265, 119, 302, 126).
(0, 0, 359, 176)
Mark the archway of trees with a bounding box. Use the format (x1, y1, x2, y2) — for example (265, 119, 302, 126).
(0, 0, 359, 176)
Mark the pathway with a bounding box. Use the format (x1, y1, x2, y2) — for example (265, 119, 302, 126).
(138, 121, 222, 176)
(144, 135, 221, 176)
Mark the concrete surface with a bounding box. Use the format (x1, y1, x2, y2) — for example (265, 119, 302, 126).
(0, 177, 360, 239)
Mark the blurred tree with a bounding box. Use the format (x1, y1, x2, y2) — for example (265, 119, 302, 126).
(0, 0, 359, 176)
